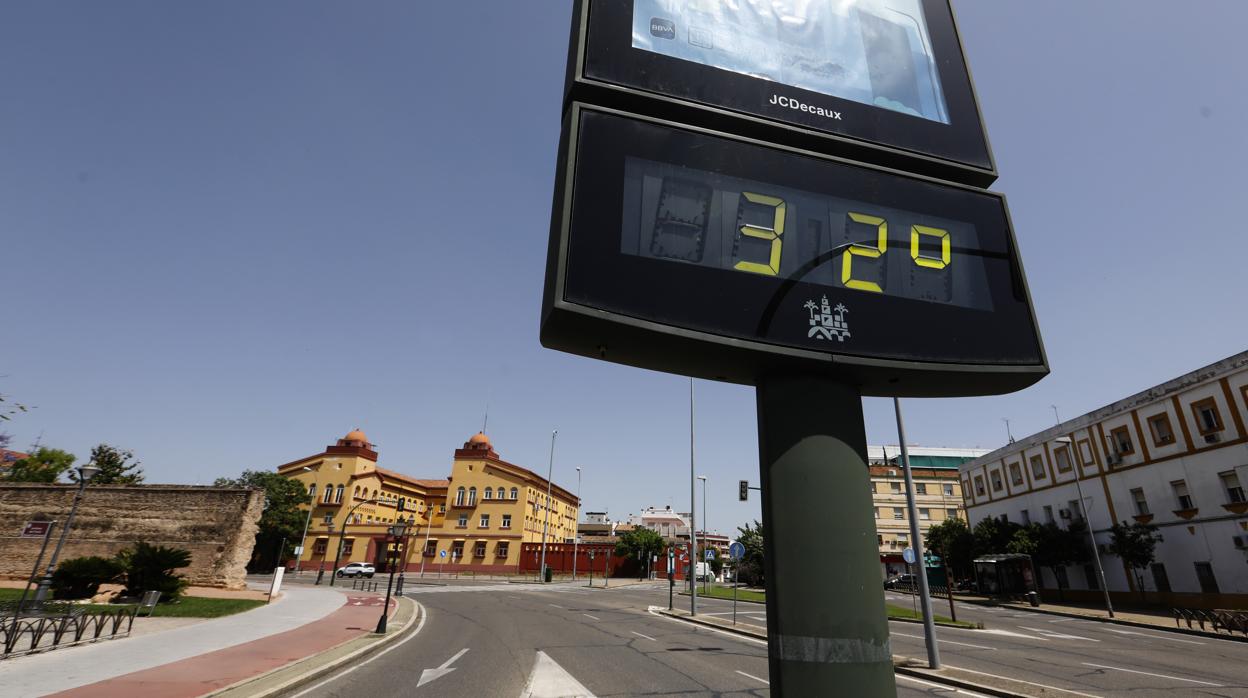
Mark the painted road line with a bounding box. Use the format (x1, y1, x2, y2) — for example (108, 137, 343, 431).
(891, 631, 996, 650)
(978, 628, 1049, 641)
(290, 600, 429, 698)
(548, 603, 564, 609)
(735, 670, 769, 686)
(1081, 662, 1223, 687)
(1018, 626, 1099, 641)
(583, 613, 601, 621)
(897, 674, 992, 697)
(1102, 628, 1204, 645)
(647, 606, 767, 647)
(522, 651, 597, 698)
(944, 665, 1104, 698)
(631, 631, 658, 642)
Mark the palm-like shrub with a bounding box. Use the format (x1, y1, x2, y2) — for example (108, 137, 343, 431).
(118, 542, 192, 600)
(51, 556, 125, 599)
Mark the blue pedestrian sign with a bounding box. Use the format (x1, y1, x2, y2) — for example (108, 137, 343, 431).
(902, 547, 916, 565)
(705, 549, 714, 561)
(728, 541, 745, 561)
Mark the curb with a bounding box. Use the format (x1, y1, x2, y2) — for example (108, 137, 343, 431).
(654, 610, 1026, 697)
(959, 598, 1248, 643)
(205, 595, 422, 698)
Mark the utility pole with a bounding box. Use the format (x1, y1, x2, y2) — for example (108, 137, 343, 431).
(539, 430, 557, 582)
(1059, 438, 1114, 617)
(689, 377, 698, 617)
(895, 398, 940, 669)
(698, 475, 708, 594)
(294, 465, 319, 575)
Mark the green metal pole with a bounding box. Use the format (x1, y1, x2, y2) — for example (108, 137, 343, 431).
(756, 375, 895, 696)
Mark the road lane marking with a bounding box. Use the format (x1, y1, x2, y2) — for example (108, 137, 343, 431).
(736, 670, 769, 685)
(647, 606, 767, 647)
(1081, 662, 1223, 687)
(417, 647, 469, 688)
(631, 631, 658, 641)
(548, 603, 564, 609)
(1018, 625, 1099, 641)
(891, 631, 996, 650)
(944, 665, 1104, 698)
(897, 674, 992, 697)
(1102, 628, 1204, 645)
(523, 650, 597, 698)
(290, 600, 429, 698)
(978, 628, 1049, 641)
(583, 613, 600, 621)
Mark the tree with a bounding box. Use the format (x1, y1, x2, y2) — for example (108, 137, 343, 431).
(615, 527, 665, 579)
(5, 447, 77, 483)
(77, 444, 144, 484)
(51, 556, 125, 600)
(925, 517, 975, 581)
(735, 520, 765, 587)
(972, 516, 1021, 557)
(1008, 522, 1089, 599)
(1107, 521, 1161, 601)
(214, 470, 311, 571)
(0, 391, 32, 423)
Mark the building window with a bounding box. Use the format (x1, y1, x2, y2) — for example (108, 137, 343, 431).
(1190, 398, 1224, 435)
(1020, 509, 1031, 525)
(919, 508, 930, 520)
(342, 539, 354, 556)
(510, 487, 519, 500)
(989, 470, 1003, 492)
(439, 504, 445, 514)
(877, 535, 884, 547)
(323, 486, 334, 503)
(1171, 480, 1194, 510)
(468, 487, 477, 506)
(943, 483, 954, 497)
(313, 539, 327, 555)
(335, 484, 344, 503)
(1054, 566, 1069, 589)
(1043, 505, 1054, 524)
(501, 514, 511, 529)
(424, 540, 437, 557)
(874, 507, 880, 519)
(1054, 447, 1073, 473)
(451, 541, 464, 559)
(1008, 462, 1023, 486)
(1068, 500, 1083, 521)
(1083, 563, 1098, 590)
(893, 509, 904, 520)
(897, 533, 908, 546)
(1194, 562, 1220, 594)
(915, 483, 927, 495)
(1147, 413, 1175, 446)
(496, 542, 509, 557)
(1131, 488, 1150, 515)
(1029, 455, 1046, 480)
(457, 513, 469, 528)
(455, 487, 465, 506)
(1220, 471, 1246, 503)
(474, 542, 486, 557)
(308, 483, 317, 499)
(974, 476, 986, 496)
(1151, 563, 1171, 593)
(1109, 426, 1134, 456)
(483, 488, 493, 500)
(890, 481, 901, 494)
(479, 514, 490, 528)
(946, 508, 959, 520)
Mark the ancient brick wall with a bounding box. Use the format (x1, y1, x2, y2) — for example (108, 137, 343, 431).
(0, 484, 263, 589)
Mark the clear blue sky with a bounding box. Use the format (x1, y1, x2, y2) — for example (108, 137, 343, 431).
(4, 2, 1245, 536)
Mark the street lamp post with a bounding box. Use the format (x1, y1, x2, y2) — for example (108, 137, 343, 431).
(34, 464, 101, 602)
(1056, 436, 1114, 618)
(294, 465, 319, 575)
(376, 520, 407, 634)
(689, 377, 698, 616)
(572, 466, 582, 581)
(697, 475, 708, 593)
(316, 521, 334, 584)
(539, 429, 557, 582)
(419, 503, 434, 577)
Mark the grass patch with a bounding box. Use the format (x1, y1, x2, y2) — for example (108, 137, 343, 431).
(680, 586, 977, 628)
(0, 588, 264, 618)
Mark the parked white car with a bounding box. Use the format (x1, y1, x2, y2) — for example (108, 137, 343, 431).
(335, 562, 375, 578)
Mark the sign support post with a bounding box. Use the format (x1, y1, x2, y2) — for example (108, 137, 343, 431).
(757, 375, 894, 696)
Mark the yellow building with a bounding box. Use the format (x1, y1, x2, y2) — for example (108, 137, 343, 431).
(278, 430, 579, 574)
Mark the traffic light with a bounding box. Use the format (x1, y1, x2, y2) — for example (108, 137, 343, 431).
(739, 480, 749, 501)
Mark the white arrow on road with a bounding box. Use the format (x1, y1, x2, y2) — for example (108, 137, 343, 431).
(418, 648, 469, 688)
(522, 650, 596, 698)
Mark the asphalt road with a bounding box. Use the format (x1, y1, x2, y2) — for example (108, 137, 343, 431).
(287, 579, 995, 698)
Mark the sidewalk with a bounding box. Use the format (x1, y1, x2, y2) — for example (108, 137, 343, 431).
(956, 594, 1246, 641)
(0, 585, 392, 696)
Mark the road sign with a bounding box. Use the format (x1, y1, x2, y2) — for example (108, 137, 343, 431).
(293, 545, 304, 556)
(439, 550, 446, 558)
(728, 541, 745, 561)
(20, 521, 51, 538)
(902, 547, 917, 565)
(705, 549, 714, 561)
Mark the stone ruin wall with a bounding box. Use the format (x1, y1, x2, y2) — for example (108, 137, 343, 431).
(0, 484, 263, 589)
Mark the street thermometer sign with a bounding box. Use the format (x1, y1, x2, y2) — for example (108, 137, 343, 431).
(541, 2, 1044, 694)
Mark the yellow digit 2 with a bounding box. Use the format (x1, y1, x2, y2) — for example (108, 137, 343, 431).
(733, 192, 786, 276)
(842, 212, 887, 292)
(911, 225, 951, 269)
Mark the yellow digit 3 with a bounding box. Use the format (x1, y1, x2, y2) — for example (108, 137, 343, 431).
(842, 212, 887, 292)
(733, 192, 786, 276)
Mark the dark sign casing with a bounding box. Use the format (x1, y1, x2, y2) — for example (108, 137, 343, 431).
(20, 521, 52, 538)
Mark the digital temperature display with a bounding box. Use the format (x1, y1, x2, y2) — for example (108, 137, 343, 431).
(621, 157, 993, 311)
